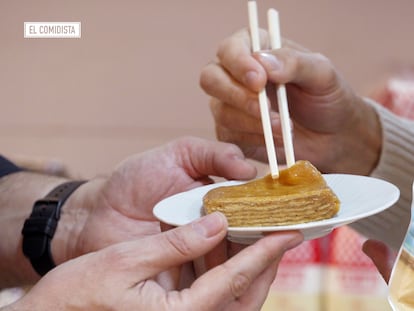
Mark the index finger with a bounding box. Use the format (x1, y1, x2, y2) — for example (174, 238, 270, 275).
(170, 136, 257, 181)
(183, 231, 303, 309)
(217, 29, 268, 92)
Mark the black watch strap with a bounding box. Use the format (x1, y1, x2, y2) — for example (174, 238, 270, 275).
(22, 180, 86, 276)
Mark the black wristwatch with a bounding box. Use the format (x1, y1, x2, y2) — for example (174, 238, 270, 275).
(21, 180, 86, 276)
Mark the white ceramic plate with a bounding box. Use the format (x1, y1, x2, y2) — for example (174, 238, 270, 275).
(153, 174, 400, 244)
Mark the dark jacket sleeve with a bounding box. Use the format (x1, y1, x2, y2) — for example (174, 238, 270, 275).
(0, 155, 22, 178)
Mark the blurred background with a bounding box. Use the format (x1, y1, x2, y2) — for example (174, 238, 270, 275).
(1, 1, 413, 309)
(1, 0, 414, 178)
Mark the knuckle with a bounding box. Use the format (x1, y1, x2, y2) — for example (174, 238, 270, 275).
(210, 100, 230, 125)
(227, 84, 244, 105)
(199, 64, 217, 92)
(165, 229, 193, 257)
(312, 51, 330, 64)
(223, 142, 243, 158)
(287, 51, 301, 73)
(100, 244, 133, 270)
(230, 272, 251, 298)
(311, 52, 338, 83)
(313, 52, 332, 69)
(219, 263, 252, 299)
(216, 36, 234, 60)
(164, 290, 195, 311)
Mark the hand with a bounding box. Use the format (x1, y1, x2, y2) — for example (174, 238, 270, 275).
(54, 136, 257, 263)
(200, 29, 382, 175)
(11, 213, 303, 311)
(362, 239, 395, 282)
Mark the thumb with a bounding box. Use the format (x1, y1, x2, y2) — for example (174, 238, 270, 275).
(182, 231, 303, 310)
(115, 212, 228, 281)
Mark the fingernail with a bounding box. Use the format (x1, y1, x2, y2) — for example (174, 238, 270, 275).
(257, 53, 283, 72)
(267, 232, 303, 251)
(192, 212, 226, 238)
(231, 152, 245, 161)
(244, 70, 259, 87)
(285, 233, 304, 250)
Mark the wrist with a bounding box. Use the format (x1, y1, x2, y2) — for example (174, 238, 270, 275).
(0, 172, 68, 286)
(51, 178, 105, 264)
(22, 180, 87, 276)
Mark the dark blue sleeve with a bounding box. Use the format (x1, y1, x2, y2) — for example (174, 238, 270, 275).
(0, 155, 22, 178)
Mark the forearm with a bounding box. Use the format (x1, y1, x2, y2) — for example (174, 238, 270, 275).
(351, 100, 414, 249)
(0, 171, 67, 287)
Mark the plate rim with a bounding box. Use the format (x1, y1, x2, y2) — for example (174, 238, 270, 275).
(153, 173, 400, 234)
